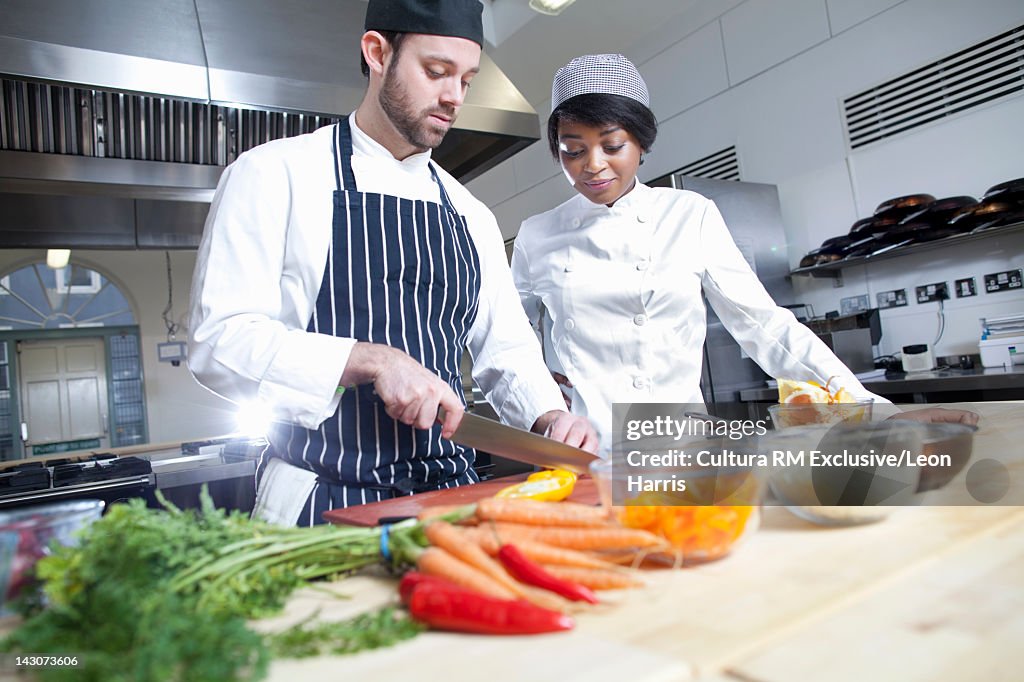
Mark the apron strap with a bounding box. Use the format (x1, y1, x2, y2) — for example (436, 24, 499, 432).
(428, 162, 458, 213)
(335, 116, 358, 192)
(335, 115, 458, 214)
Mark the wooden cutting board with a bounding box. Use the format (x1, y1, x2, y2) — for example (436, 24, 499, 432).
(322, 475, 600, 526)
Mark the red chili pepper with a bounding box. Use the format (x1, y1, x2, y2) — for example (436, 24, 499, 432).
(406, 579, 574, 635)
(399, 571, 457, 605)
(496, 544, 600, 604)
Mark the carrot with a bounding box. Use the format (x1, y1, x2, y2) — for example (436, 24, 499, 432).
(587, 549, 681, 568)
(463, 527, 626, 571)
(476, 497, 610, 527)
(416, 546, 516, 600)
(425, 522, 582, 613)
(425, 521, 525, 597)
(539, 565, 644, 591)
(520, 583, 577, 613)
(486, 522, 670, 551)
(586, 550, 637, 566)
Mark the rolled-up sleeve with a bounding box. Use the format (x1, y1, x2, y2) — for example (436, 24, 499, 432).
(187, 151, 352, 429)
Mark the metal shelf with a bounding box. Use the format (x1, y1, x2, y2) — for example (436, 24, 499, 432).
(790, 220, 1024, 279)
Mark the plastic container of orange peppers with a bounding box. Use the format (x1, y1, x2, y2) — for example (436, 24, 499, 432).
(590, 460, 763, 564)
(615, 502, 756, 562)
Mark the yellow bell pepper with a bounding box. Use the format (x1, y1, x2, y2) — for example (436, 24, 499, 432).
(494, 469, 577, 502)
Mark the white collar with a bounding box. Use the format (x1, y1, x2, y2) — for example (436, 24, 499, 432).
(572, 179, 651, 213)
(349, 112, 433, 171)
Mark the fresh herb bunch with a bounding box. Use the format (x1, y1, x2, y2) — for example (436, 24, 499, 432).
(268, 606, 425, 658)
(0, 489, 469, 681)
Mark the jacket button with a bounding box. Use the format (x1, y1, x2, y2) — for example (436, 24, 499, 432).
(633, 377, 648, 389)
(565, 319, 575, 331)
(572, 218, 581, 227)
(564, 263, 573, 272)
(637, 214, 647, 223)
(636, 261, 649, 271)
(633, 314, 647, 326)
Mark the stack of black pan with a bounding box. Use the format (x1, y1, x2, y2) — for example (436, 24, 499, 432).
(947, 178, 1024, 232)
(797, 177, 1024, 269)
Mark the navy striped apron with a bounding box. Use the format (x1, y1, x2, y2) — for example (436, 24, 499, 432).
(263, 116, 481, 526)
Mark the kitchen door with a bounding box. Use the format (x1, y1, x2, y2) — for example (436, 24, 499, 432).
(18, 338, 109, 453)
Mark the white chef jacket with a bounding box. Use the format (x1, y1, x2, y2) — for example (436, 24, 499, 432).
(511, 181, 884, 454)
(188, 114, 566, 432)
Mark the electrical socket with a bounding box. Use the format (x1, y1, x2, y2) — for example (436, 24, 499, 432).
(955, 277, 977, 298)
(840, 294, 870, 315)
(877, 289, 908, 309)
(984, 269, 1022, 293)
(915, 282, 949, 304)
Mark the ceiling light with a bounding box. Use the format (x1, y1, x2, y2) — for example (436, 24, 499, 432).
(529, 0, 576, 16)
(46, 249, 71, 269)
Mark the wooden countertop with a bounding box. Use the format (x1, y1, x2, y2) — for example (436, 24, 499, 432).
(257, 401, 1024, 681)
(256, 401, 1024, 681)
(263, 504, 1024, 681)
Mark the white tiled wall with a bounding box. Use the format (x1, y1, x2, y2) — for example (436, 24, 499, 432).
(643, 21, 729, 121)
(824, 0, 906, 34)
(720, 0, 831, 84)
(791, 233, 1024, 358)
(847, 98, 1024, 217)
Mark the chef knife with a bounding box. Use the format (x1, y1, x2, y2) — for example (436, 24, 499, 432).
(441, 409, 598, 475)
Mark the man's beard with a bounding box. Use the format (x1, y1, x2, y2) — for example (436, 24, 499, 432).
(379, 66, 455, 151)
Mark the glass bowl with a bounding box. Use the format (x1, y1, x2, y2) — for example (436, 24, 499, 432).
(768, 398, 874, 430)
(591, 439, 765, 564)
(761, 421, 927, 526)
(0, 499, 105, 615)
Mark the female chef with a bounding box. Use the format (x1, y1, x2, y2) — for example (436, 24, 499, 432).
(511, 54, 972, 455)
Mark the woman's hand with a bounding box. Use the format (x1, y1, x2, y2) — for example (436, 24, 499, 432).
(888, 407, 980, 426)
(552, 372, 573, 409)
(532, 410, 599, 454)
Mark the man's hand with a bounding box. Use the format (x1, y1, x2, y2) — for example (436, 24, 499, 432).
(342, 342, 465, 437)
(532, 410, 599, 454)
(888, 407, 979, 426)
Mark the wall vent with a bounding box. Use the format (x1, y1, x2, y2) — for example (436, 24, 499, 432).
(0, 78, 337, 166)
(844, 23, 1024, 150)
(674, 145, 740, 181)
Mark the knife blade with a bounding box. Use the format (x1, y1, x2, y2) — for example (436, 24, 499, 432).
(442, 409, 598, 475)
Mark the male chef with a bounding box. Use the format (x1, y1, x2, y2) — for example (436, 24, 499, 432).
(188, 0, 597, 526)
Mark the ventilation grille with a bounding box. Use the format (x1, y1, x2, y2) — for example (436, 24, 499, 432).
(0, 79, 338, 165)
(674, 146, 740, 181)
(844, 23, 1024, 150)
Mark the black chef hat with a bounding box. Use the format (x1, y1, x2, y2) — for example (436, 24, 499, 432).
(365, 0, 484, 47)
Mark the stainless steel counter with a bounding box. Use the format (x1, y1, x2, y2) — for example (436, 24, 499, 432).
(739, 365, 1024, 402)
(142, 448, 258, 490)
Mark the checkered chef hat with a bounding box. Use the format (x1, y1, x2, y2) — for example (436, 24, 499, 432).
(551, 54, 650, 111)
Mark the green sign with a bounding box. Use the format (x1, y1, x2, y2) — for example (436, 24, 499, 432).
(32, 438, 101, 456)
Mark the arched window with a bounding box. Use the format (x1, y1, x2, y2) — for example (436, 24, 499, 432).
(0, 263, 136, 329)
(0, 261, 146, 460)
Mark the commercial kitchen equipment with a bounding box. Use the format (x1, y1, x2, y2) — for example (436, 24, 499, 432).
(802, 309, 882, 374)
(0, 0, 542, 249)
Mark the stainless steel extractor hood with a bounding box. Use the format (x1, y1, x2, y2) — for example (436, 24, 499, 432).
(0, 0, 539, 248)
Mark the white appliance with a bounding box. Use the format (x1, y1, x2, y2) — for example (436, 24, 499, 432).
(979, 335, 1024, 368)
(901, 344, 935, 373)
